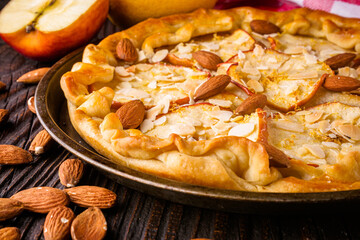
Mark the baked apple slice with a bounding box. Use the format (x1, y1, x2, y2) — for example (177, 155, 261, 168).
(227, 45, 333, 112)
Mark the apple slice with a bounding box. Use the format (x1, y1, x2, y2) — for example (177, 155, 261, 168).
(0, 0, 108, 61)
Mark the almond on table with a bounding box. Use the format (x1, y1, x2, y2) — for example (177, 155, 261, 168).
(10, 187, 69, 214)
(17, 67, 50, 84)
(71, 207, 107, 240)
(29, 129, 53, 155)
(44, 206, 75, 240)
(64, 186, 117, 209)
(27, 96, 36, 114)
(0, 145, 32, 165)
(59, 159, 84, 188)
(0, 198, 24, 221)
(0, 227, 21, 240)
(0, 109, 9, 125)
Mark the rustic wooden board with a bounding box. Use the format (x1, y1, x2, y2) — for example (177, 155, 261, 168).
(1, 2, 360, 239)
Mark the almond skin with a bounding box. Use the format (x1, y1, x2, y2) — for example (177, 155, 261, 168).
(71, 207, 107, 240)
(0, 145, 33, 165)
(235, 94, 267, 115)
(250, 20, 280, 35)
(0, 109, 9, 125)
(11, 187, 69, 213)
(116, 38, 138, 62)
(64, 186, 116, 209)
(115, 100, 145, 129)
(192, 51, 223, 71)
(0, 227, 21, 240)
(194, 75, 231, 101)
(27, 96, 36, 114)
(59, 159, 84, 188)
(262, 142, 290, 168)
(324, 53, 356, 70)
(0, 198, 24, 221)
(44, 206, 75, 240)
(29, 129, 53, 155)
(17, 67, 50, 84)
(323, 75, 360, 91)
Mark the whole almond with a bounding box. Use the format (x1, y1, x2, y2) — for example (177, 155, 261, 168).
(0, 109, 9, 125)
(0, 227, 21, 240)
(29, 129, 53, 155)
(59, 159, 84, 188)
(0, 198, 24, 221)
(0, 145, 33, 165)
(28, 96, 36, 114)
(11, 187, 69, 213)
(323, 75, 360, 91)
(235, 94, 267, 115)
(44, 206, 75, 240)
(115, 100, 145, 129)
(192, 51, 223, 71)
(0, 81, 5, 91)
(64, 186, 116, 209)
(194, 75, 231, 100)
(324, 53, 356, 70)
(116, 38, 138, 62)
(17, 67, 50, 84)
(262, 142, 290, 168)
(71, 207, 107, 240)
(250, 20, 280, 34)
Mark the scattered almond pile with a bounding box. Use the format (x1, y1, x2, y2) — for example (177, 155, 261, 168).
(0, 68, 117, 240)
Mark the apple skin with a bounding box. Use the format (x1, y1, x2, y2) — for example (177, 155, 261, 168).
(0, 0, 109, 61)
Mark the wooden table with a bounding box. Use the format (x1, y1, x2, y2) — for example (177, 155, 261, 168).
(1, 3, 360, 240)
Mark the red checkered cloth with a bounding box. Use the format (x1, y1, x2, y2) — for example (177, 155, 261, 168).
(215, 0, 360, 18)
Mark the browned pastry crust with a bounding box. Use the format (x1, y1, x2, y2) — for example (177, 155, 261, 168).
(61, 6, 360, 192)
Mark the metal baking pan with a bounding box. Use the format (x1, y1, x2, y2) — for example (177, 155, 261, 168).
(35, 48, 360, 214)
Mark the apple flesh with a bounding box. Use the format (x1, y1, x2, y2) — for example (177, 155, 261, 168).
(0, 0, 109, 61)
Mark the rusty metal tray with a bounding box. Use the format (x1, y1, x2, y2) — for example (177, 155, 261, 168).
(35, 48, 360, 214)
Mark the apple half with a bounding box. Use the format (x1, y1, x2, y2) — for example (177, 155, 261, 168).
(0, 0, 109, 61)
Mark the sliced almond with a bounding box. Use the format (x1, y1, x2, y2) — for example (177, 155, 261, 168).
(192, 51, 223, 71)
(0, 81, 6, 91)
(235, 94, 267, 116)
(151, 49, 168, 63)
(116, 38, 138, 62)
(0, 109, 9, 125)
(0, 145, 33, 165)
(336, 124, 360, 141)
(27, 96, 36, 114)
(247, 79, 264, 92)
(11, 187, 69, 213)
(0, 198, 24, 221)
(228, 123, 255, 137)
(0, 227, 21, 240)
(303, 144, 326, 159)
(250, 20, 280, 35)
(71, 207, 107, 240)
(44, 206, 75, 240)
(304, 111, 323, 123)
(272, 119, 304, 133)
(324, 53, 356, 70)
(323, 75, 360, 91)
(64, 186, 117, 209)
(194, 75, 231, 100)
(115, 100, 145, 129)
(17, 67, 50, 84)
(59, 159, 84, 188)
(29, 129, 53, 155)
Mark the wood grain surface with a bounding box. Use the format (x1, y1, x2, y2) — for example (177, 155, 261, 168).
(1, 1, 360, 239)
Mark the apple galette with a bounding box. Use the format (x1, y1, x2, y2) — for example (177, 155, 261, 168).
(61, 7, 360, 192)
